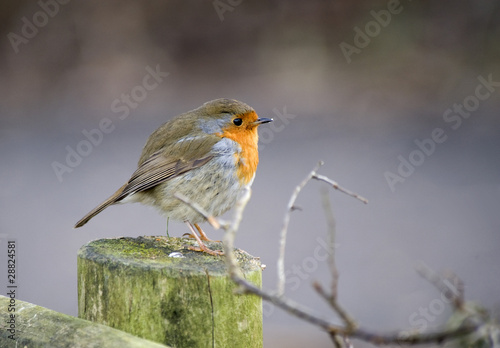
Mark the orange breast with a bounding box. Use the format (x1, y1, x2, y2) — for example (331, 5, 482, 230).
(233, 142, 258, 186)
(218, 112, 260, 186)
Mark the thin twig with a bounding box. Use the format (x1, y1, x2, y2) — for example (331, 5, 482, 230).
(353, 324, 478, 345)
(174, 192, 220, 229)
(329, 332, 344, 348)
(222, 187, 252, 281)
(416, 263, 465, 310)
(221, 186, 347, 330)
(313, 174, 368, 204)
(313, 281, 357, 333)
(277, 161, 324, 296)
(318, 189, 357, 331)
(225, 270, 478, 345)
(176, 163, 481, 347)
(277, 162, 367, 296)
(442, 270, 465, 308)
(329, 334, 353, 348)
(320, 189, 339, 299)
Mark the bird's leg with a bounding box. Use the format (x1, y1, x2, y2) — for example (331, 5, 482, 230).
(184, 222, 223, 256)
(194, 223, 210, 241)
(194, 223, 220, 242)
(182, 223, 220, 242)
(165, 217, 170, 238)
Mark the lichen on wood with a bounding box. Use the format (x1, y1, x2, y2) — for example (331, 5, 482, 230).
(78, 236, 263, 348)
(0, 295, 169, 348)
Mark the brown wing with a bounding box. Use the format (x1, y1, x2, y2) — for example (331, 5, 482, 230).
(116, 151, 213, 200)
(117, 133, 220, 199)
(74, 135, 218, 228)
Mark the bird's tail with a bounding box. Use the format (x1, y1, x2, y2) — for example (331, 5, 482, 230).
(74, 183, 127, 228)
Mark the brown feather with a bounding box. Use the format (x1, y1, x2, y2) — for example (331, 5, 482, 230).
(118, 152, 214, 200)
(75, 135, 219, 228)
(74, 183, 127, 228)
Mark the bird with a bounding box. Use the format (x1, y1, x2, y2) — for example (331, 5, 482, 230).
(75, 98, 273, 255)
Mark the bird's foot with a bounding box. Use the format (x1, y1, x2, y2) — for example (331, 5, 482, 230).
(182, 232, 220, 243)
(188, 244, 224, 256)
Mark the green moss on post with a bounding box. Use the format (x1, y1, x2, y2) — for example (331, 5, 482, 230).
(78, 236, 263, 348)
(0, 295, 169, 348)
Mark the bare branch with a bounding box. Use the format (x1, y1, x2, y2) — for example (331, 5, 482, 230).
(225, 268, 478, 346)
(329, 332, 344, 348)
(177, 188, 350, 335)
(442, 270, 465, 308)
(416, 263, 465, 309)
(313, 174, 368, 204)
(329, 334, 353, 348)
(316, 189, 358, 331)
(231, 274, 478, 345)
(174, 192, 221, 229)
(179, 160, 483, 347)
(222, 186, 252, 281)
(320, 189, 339, 299)
(313, 281, 357, 332)
(353, 324, 478, 345)
(277, 160, 324, 296)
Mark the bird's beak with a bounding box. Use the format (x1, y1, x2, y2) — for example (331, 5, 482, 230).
(252, 117, 273, 125)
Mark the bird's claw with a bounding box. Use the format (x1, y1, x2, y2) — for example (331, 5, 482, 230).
(188, 245, 224, 256)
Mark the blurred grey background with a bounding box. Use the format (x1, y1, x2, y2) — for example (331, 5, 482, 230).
(1, 1, 499, 346)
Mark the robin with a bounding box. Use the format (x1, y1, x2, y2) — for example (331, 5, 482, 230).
(75, 98, 273, 255)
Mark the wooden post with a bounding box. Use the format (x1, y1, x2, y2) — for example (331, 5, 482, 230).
(0, 295, 169, 347)
(78, 236, 263, 348)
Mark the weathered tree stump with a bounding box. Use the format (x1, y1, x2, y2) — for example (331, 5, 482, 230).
(77, 236, 263, 348)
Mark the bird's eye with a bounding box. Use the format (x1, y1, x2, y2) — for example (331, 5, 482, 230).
(233, 118, 243, 126)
